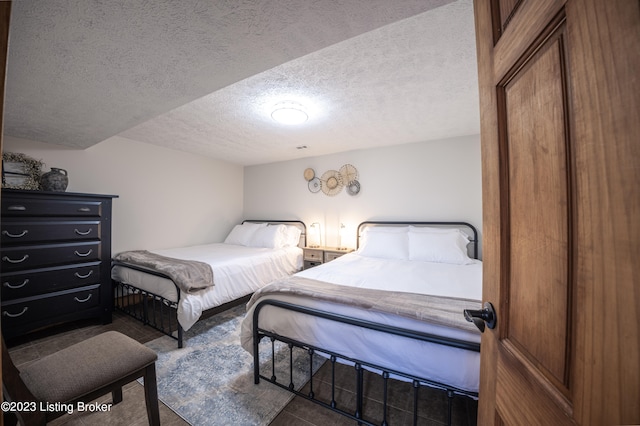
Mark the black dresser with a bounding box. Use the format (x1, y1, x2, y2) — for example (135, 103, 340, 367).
(1, 189, 118, 339)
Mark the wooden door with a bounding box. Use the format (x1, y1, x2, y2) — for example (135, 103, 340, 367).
(474, 0, 639, 424)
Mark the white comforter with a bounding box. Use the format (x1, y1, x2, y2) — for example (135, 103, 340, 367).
(297, 252, 482, 300)
(241, 253, 482, 393)
(112, 243, 302, 331)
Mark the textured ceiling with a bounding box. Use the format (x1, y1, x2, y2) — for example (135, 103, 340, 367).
(4, 0, 479, 166)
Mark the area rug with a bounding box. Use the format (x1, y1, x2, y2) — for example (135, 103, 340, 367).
(143, 304, 324, 425)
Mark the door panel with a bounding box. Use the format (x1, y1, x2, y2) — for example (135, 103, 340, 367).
(496, 348, 572, 425)
(495, 0, 525, 36)
(502, 25, 571, 390)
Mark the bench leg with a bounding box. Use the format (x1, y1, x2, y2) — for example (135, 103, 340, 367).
(143, 363, 161, 426)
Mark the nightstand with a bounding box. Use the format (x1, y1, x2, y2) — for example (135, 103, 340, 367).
(303, 247, 353, 269)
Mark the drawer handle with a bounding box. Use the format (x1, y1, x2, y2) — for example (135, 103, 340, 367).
(2, 230, 29, 238)
(3, 279, 29, 289)
(74, 294, 92, 303)
(78, 207, 91, 212)
(74, 270, 94, 279)
(74, 228, 93, 236)
(7, 205, 26, 211)
(3, 307, 28, 318)
(74, 249, 93, 257)
(2, 254, 29, 264)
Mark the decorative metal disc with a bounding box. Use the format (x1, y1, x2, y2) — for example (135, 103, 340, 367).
(303, 168, 315, 181)
(339, 164, 358, 183)
(320, 170, 344, 196)
(346, 179, 361, 195)
(308, 177, 321, 193)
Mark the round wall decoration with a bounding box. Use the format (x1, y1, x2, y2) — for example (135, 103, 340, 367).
(308, 177, 321, 193)
(346, 180, 361, 195)
(339, 164, 358, 184)
(320, 170, 344, 196)
(303, 168, 315, 181)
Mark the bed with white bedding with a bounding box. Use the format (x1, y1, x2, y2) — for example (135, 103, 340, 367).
(112, 220, 305, 347)
(240, 221, 482, 425)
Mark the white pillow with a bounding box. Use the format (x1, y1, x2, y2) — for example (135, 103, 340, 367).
(248, 224, 286, 248)
(364, 226, 409, 233)
(281, 225, 302, 247)
(408, 230, 473, 264)
(357, 231, 409, 260)
(223, 222, 266, 246)
(409, 225, 471, 240)
(359, 226, 407, 246)
(242, 222, 268, 230)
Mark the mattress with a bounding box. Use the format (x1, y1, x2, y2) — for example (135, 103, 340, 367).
(112, 243, 303, 331)
(241, 253, 482, 393)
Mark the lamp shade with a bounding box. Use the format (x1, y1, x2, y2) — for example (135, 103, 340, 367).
(309, 222, 321, 247)
(338, 223, 347, 249)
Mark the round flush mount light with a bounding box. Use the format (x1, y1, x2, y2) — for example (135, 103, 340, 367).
(271, 101, 308, 125)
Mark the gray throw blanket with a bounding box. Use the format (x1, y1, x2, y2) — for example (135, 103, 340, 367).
(246, 276, 482, 334)
(113, 250, 214, 294)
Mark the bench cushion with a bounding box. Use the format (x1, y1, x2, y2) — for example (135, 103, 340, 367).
(20, 331, 157, 403)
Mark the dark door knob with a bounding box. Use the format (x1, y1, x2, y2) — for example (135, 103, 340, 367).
(464, 302, 497, 332)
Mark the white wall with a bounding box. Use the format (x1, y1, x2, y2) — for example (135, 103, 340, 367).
(4, 135, 482, 256)
(3, 136, 244, 253)
(244, 135, 482, 254)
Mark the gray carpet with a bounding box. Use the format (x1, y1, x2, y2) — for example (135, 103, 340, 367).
(143, 304, 324, 425)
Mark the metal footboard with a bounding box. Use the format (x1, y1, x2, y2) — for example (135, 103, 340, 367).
(252, 299, 480, 426)
(113, 280, 184, 346)
(111, 260, 185, 347)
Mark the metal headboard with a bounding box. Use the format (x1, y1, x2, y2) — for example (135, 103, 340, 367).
(356, 221, 479, 260)
(242, 220, 307, 248)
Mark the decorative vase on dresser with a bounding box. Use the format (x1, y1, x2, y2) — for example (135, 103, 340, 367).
(0, 189, 118, 340)
(40, 167, 69, 192)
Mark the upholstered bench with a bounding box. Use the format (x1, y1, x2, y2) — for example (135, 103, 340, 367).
(2, 331, 160, 425)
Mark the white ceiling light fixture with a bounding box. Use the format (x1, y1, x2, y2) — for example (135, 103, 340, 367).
(271, 101, 308, 125)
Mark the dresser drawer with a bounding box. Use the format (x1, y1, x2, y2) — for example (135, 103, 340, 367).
(1, 241, 101, 271)
(1, 220, 101, 244)
(1, 197, 104, 217)
(1, 285, 101, 329)
(1, 262, 101, 300)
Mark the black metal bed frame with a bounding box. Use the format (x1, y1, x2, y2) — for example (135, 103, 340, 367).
(112, 263, 185, 345)
(111, 220, 306, 348)
(251, 221, 480, 426)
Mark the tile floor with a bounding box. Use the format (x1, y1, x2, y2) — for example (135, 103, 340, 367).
(5, 312, 477, 425)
